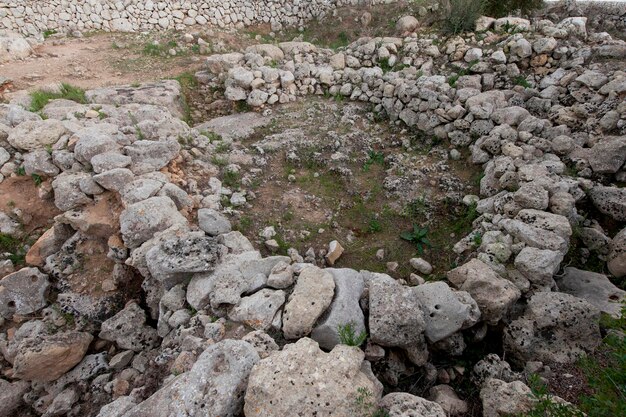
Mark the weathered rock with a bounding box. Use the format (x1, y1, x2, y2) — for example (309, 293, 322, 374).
(311, 268, 366, 350)
(96, 396, 137, 417)
(608, 227, 626, 278)
(514, 247, 563, 289)
(447, 259, 520, 324)
(229, 289, 286, 331)
(380, 392, 446, 417)
(480, 379, 535, 417)
(0, 379, 29, 416)
(119, 197, 187, 248)
(396, 16, 419, 33)
(266, 261, 294, 289)
(51, 172, 93, 211)
(414, 282, 477, 343)
(124, 139, 180, 174)
(195, 112, 269, 141)
(198, 208, 232, 236)
(0, 267, 50, 318)
(504, 292, 601, 365)
(556, 267, 625, 318)
(99, 302, 159, 352)
(589, 186, 626, 222)
(244, 338, 382, 417)
(428, 385, 469, 416)
(472, 353, 521, 386)
(282, 265, 335, 339)
(23, 149, 60, 177)
(146, 236, 223, 289)
(93, 168, 135, 192)
(122, 340, 259, 417)
(325, 240, 344, 265)
(7, 119, 67, 151)
(242, 330, 279, 359)
(12, 331, 92, 381)
(587, 136, 626, 174)
(369, 278, 425, 348)
(73, 124, 122, 164)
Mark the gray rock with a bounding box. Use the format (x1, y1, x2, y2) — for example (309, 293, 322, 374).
(587, 136, 626, 174)
(99, 302, 159, 352)
(447, 259, 521, 324)
(120, 178, 164, 206)
(283, 265, 335, 339)
(589, 185, 626, 222)
(51, 172, 93, 211)
(472, 353, 521, 386)
(85, 80, 185, 119)
(0, 212, 20, 236)
(23, 149, 60, 177)
(0, 267, 50, 318)
(146, 236, 224, 289)
(120, 196, 187, 248)
(122, 340, 259, 417)
(242, 330, 279, 359)
(396, 16, 419, 33)
(608, 227, 626, 278)
(7, 119, 67, 151)
(124, 139, 180, 174)
(96, 396, 137, 417)
(198, 208, 232, 236)
(414, 282, 477, 343)
(369, 278, 425, 348)
(73, 124, 122, 164)
(218, 231, 255, 254)
(480, 379, 535, 417)
(266, 261, 294, 289)
(380, 392, 446, 417)
(504, 292, 600, 365)
(556, 267, 625, 318)
(229, 289, 286, 331)
(514, 247, 563, 289)
(44, 387, 79, 416)
(0, 379, 29, 416)
(194, 112, 269, 141)
(91, 152, 132, 174)
(93, 168, 135, 192)
(311, 268, 366, 350)
(244, 338, 382, 417)
(157, 183, 193, 210)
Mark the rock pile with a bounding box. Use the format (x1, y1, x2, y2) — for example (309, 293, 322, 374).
(0, 7, 625, 417)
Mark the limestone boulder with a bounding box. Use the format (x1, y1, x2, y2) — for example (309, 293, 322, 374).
(244, 338, 382, 417)
(0, 267, 50, 318)
(556, 267, 625, 318)
(7, 119, 67, 151)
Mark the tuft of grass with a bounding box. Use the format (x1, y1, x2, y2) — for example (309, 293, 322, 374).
(15, 166, 26, 176)
(513, 75, 532, 88)
(222, 170, 240, 189)
(0, 233, 27, 266)
(30, 83, 87, 112)
(338, 322, 368, 347)
(43, 29, 57, 39)
(363, 150, 385, 172)
(525, 374, 584, 417)
(31, 174, 43, 186)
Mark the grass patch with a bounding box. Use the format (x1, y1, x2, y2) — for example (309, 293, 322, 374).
(338, 322, 367, 347)
(30, 83, 87, 112)
(222, 170, 240, 189)
(43, 29, 57, 39)
(0, 233, 27, 266)
(513, 75, 532, 88)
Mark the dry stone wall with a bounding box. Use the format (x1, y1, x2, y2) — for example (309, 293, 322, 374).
(0, 0, 397, 36)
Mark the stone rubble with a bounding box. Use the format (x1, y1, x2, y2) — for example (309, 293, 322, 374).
(0, 4, 625, 416)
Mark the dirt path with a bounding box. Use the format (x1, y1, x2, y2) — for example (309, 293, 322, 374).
(0, 30, 245, 92)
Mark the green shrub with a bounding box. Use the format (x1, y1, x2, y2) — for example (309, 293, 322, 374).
(484, 0, 544, 18)
(443, 0, 485, 35)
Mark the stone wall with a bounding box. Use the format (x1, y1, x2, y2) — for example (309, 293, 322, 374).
(0, 0, 397, 37)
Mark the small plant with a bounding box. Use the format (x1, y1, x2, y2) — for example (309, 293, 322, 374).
(354, 387, 389, 417)
(525, 374, 584, 417)
(363, 150, 385, 172)
(0, 233, 26, 266)
(368, 218, 382, 234)
(222, 170, 240, 189)
(215, 141, 231, 153)
(43, 29, 57, 39)
(338, 322, 368, 347)
(210, 155, 228, 167)
(31, 174, 43, 186)
(484, 0, 544, 19)
(44, 144, 53, 155)
(29, 83, 87, 112)
(443, 0, 484, 35)
(513, 76, 532, 88)
(472, 232, 483, 246)
(400, 225, 431, 254)
(15, 166, 26, 176)
(128, 112, 145, 140)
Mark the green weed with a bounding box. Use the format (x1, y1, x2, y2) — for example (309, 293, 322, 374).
(400, 225, 431, 254)
(30, 83, 87, 112)
(338, 322, 368, 347)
